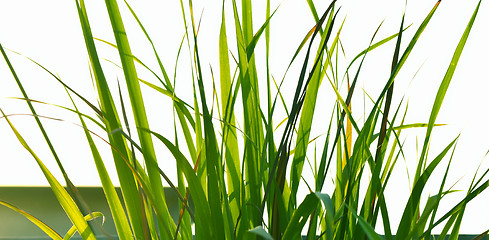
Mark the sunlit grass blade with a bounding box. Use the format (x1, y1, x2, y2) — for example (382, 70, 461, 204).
(0, 42, 89, 222)
(0, 200, 63, 240)
(415, 0, 482, 183)
(67, 90, 133, 240)
(75, 0, 150, 238)
(105, 0, 186, 238)
(395, 137, 458, 240)
(0, 109, 96, 240)
(150, 130, 213, 239)
(219, 0, 242, 225)
(63, 212, 104, 240)
(289, 7, 341, 209)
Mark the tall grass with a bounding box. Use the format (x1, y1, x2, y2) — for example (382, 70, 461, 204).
(1, 0, 488, 239)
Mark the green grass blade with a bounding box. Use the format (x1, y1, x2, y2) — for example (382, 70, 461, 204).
(68, 91, 133, 240)
(219, 1, 242, 225)
(0, 41, 88, 222)
(104, 0, 177, 238)
(150, 131, 214, 239)
(0, 200, 63, 240)
(415, 0, 481, 183)
(395, 137, 458, 239)
(248, 226, 274, 240)
(282, 193, 319, 240)
(0, 109, 96, 240)
(75, 0, 151, 238)
(63, 212, 104, 240)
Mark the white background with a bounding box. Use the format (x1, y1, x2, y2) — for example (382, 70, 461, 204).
(1, 0, 488, 235)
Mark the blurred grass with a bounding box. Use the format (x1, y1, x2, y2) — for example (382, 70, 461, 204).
(0, 0, 487, 239)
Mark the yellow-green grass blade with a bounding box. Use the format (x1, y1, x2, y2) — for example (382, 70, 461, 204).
(102, 1, 198, 167)
(0, 200, 63, 240)
(219, 1, 241, 225)
(103, 0, 177, 238)
(8, 97, 105, 130)
(187, 0, 228, 238)
(233, 0, 265, 228)
(63, 212, 104, 240)
(150, 131, 213, 239)
(415, 0, 481, 184)
(121, 0, 173, 91)
(395, 137, 458, 240)
(0, 109, 96, 240)
(0, 42, 89, 221)
(75, 0, 150, 238)
(289, 9, 340, 209)
(68, 91, 133, 240)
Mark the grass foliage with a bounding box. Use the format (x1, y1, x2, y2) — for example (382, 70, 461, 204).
(1, 0, 488, 239)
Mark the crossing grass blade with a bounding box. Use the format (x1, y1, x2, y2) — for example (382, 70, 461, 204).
(1, 0, 487, 239)
(0, 109, 96, 240)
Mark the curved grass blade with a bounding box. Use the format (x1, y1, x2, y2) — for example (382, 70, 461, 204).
(0, 200, 63, 240)
(68, 91, 133, 240)
(104, 0, 178, 238)
(75, 0, 154, 238)
(415, 0, 481, 184)
(0, 42, 91, 224)
(0, 109, 96, 240)
(63, 212, 104, 240)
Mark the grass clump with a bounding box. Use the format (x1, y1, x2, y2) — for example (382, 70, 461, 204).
(0, 0, 488, 239)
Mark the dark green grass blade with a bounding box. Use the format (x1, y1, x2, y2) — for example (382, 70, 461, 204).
(289, 9, 341, 209)
(282, 193, 319, 240)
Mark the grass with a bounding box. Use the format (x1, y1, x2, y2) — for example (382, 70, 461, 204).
(0, 0, 488, 239)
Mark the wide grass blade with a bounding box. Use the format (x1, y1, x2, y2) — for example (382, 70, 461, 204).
(75, 0, 153, 238)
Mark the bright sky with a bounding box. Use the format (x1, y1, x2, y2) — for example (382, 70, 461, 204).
(1, 0, 488, 234)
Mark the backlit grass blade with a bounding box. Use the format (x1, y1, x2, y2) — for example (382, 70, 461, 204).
(103, 0, 178, 238)
(0, 109, 96, 240)
(219, 0, 241, 224)
(75, 0, 151, 238)
(186, 1, 230, 239)
(0, 42, 89, 221)
(63, 212, 104, 240)
(289, 8, 340, 208)
(395, 137, 458, 240)
(415, 0, 482, 184)
(282, 193, 319, 240)
(67, 91, 133, 240)
(150, 131, 213, 239)
(0, 200, 63, 240)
